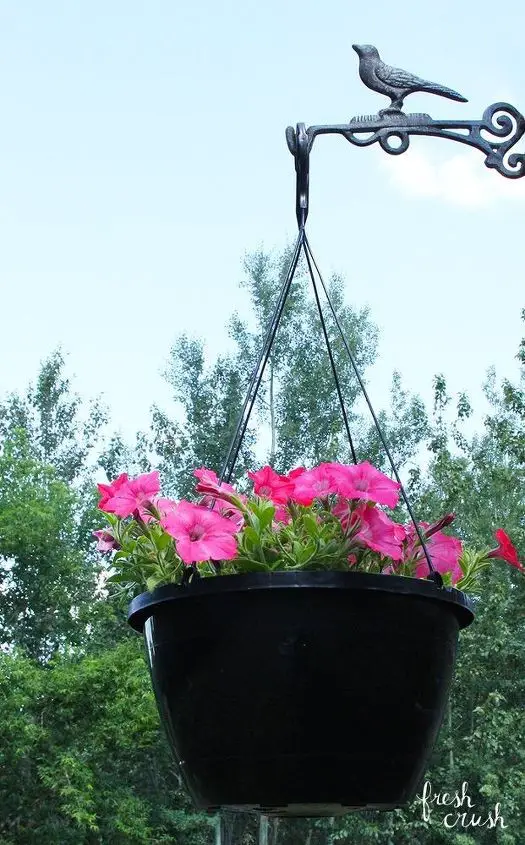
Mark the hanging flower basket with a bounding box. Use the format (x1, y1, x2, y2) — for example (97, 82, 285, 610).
(95, 461, 525, 815)
(128, 570, 473, 815)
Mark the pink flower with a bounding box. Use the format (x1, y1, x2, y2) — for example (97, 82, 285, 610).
(98, 471, 161, 520)
(329, 461, 400, 508)
(487, 529, 525, 573)
(332, 496, 354, 530)
(290, 464, 340, 506)
(423, 513, 456, 539)
(351, 504, 406, 561)
(248, 466, 294, 505)
(287, 467, 307, 480)
(97, 473, 129, 511)
(200, 494, 245, 531)
(92, 529, 120, 552)
(156, 497, 178, 517)
(410, 525, 463, 583)
(161, 500, 238, 564)
(274, 505, 291, 524)
(194, 468, 237, 498)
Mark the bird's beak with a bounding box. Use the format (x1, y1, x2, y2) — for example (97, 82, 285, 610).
(352, 44, 362, 54)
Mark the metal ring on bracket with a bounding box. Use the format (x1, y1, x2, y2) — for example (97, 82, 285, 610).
(379, 131, 410, 155)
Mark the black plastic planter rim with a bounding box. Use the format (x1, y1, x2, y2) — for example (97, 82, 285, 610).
(127, 570, 475, 632)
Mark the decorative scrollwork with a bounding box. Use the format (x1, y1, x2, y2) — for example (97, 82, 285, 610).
(312, 103, 525, 176)
(477, 102, 525, 178)
(341, 126, 411, 156)
(286, 101, 525, 226)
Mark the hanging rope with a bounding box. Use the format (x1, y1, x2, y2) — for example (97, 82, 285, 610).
(302, 233, 438, 579)
(218, 223, 438, 580)
(219, 232, 304, 483)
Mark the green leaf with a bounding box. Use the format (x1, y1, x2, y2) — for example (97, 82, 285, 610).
(302, 513, 320, 537)
(242, 526, 261, 547)
(105, 573, 135, 584)
(258, 504, 276, 531)
(156, 532, 174, 551)
(232, 556, 270, 572)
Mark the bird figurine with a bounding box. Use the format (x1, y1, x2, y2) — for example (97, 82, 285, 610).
(352, 44, 468, 113)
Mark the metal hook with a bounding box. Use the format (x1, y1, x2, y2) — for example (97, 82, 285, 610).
(286, 123, 310, 230)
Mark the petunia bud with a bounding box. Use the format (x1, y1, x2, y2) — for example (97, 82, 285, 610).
(424, 513, 456, 540)
(93, 530, 120, 553)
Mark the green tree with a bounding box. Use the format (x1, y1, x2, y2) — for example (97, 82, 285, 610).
(228, 249, 380, 470)
(150, 248, 387, 496)
(0, 348, 107, 487)
(0, 641, 215, 844)
(0, 429, 102, 661)
(151, 336, 254, 497)
(0, 352, 127, 660)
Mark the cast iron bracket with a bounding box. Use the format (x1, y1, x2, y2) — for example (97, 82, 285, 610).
(286, 46, 525, 228)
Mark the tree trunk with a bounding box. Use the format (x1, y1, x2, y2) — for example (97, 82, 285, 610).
(271, 817, 280, 845)
(269, 360, 276, 464)
(259, 815, 269, 845)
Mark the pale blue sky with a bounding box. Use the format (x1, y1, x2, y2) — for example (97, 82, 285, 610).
(1, 1, 524, 446)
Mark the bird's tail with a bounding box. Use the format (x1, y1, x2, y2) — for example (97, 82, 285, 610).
(419, 81, 468, 103)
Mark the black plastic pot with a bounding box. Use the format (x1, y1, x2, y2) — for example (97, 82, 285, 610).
(128, 571, 474, 817)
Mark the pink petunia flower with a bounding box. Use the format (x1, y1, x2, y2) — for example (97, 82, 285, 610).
(161, 500, 239, 564)
(92, 529, 120, 552)
(156, 497, 178, 517)
(351, 504, 406, 561)
(200, 494, 245, 531)
(329, 461, 401, 508)
(99, 471, 161, 520)
(423, 513, 456, 539)
(487, 529, 525, 573)
(248, 466, 295, 505)
(290, 464, 340, 506)
(332, 496, 355, 530)
(97, 473, 129, 511)
(287, 467, 307, 480)
(409, 524, 463, 583)
(274, 505, 292, 524)
(194, 468, 237, 498)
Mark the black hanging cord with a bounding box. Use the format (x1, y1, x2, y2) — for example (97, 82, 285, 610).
(302, 245, 358, 464)
(219, 231, 304, 484)
(216, 209, 437, 578)
(302, 233, 438, 580)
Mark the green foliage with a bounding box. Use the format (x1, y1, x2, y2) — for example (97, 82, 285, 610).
(231, 495, 357, 573)
(0, 352, 129, 660)
(359, 370, 430, 473)
(0, 348, 107, 485)
(103, 508, 188, 595)
(230, 251, 380, 470)
(150, 336, 254, 497)
(0, 428, 100, 660)
(0, 640, 215, 844)
(149, 249, 384, 497)
(98, 431, 153, 485)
